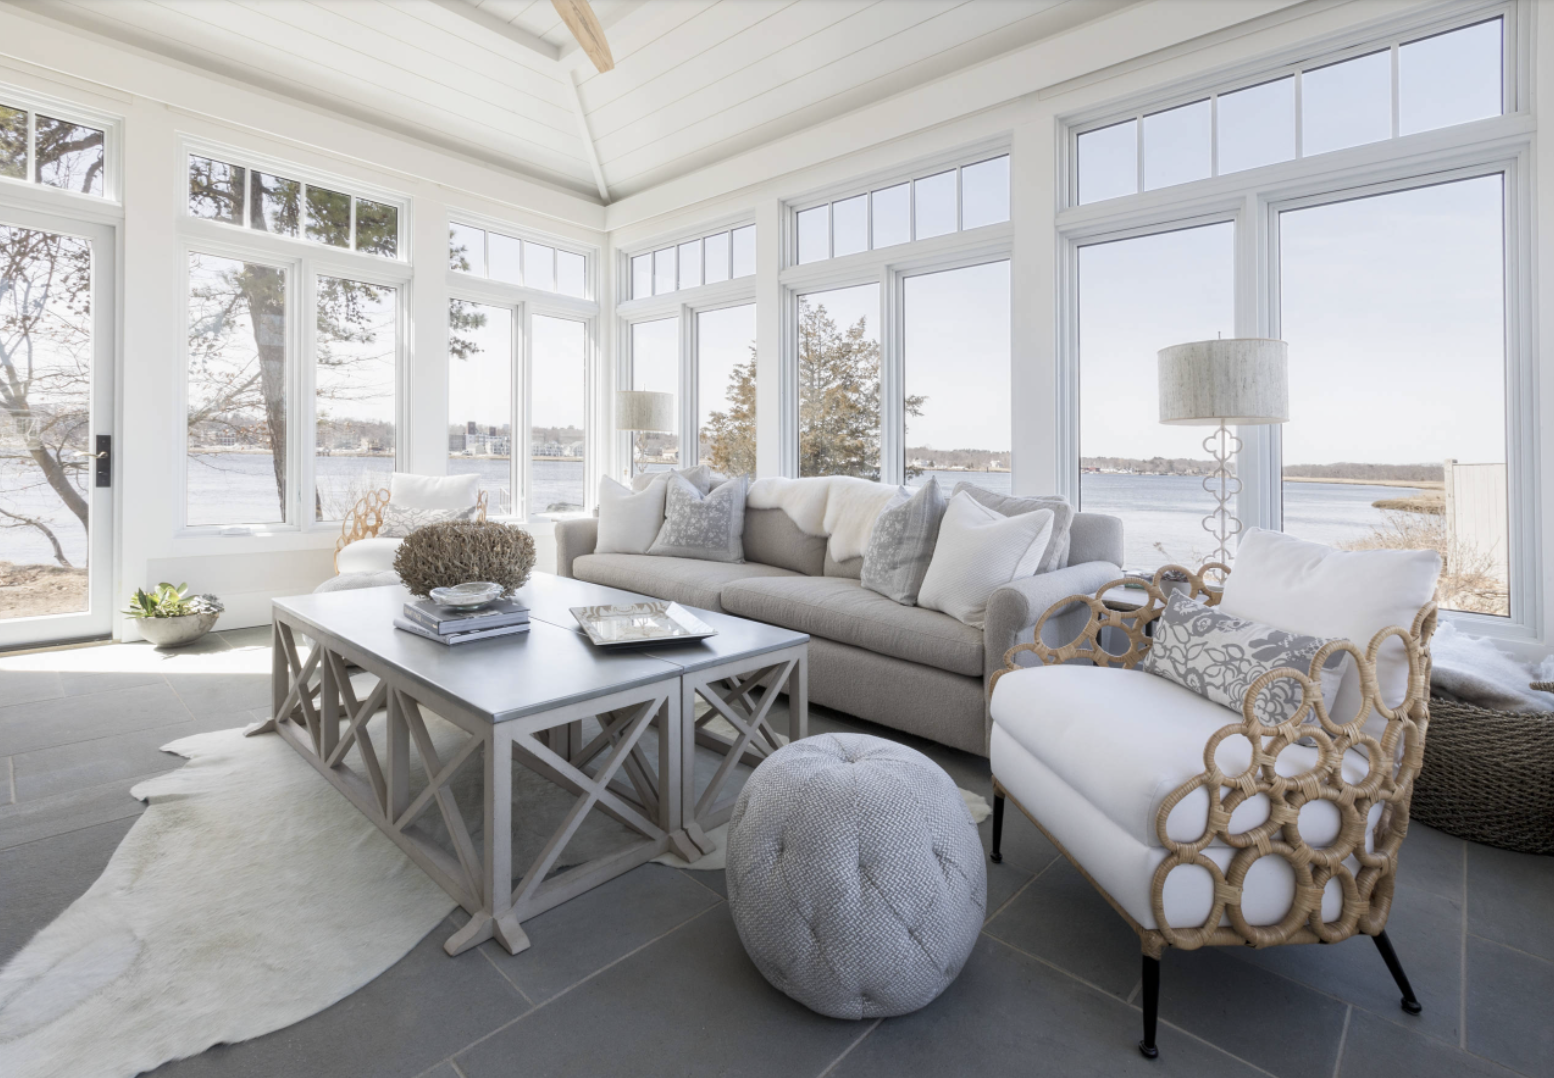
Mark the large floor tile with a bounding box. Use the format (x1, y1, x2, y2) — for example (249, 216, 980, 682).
(983, 858, 1141, 999)
(0, 773, 148, 850)
(830, 936, 1264, 1078)
(0, 815, 135, 963)
(214, 626, 274, 649)
(1159, 945, 1348, 1078)
(471, 863, 722, 1004)
(165, 673, 273, 719)
(1396, 823, 1466, 902)
(151, 917, 529, 1078)
(2, 754, 11, 803)
(456, 907, 863, 1078)
(1228, 883, 1464, 1044)
(9, 712, 245, 802)
(1465, 936, 1554, 1077)
(1337, 1008, 1517, 1078)
(0, 680, 189, 756)
(1467, 843, 1554, 963)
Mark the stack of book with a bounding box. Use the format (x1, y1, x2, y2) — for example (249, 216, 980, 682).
(393, 597, 530, 645)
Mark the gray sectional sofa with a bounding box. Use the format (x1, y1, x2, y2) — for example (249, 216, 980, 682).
(555, 504, 1123, 756)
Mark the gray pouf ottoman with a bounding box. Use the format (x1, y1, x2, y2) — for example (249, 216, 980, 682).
(725, 732, 986, 1019)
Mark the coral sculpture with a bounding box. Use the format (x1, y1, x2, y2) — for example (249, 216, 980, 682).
(392, 521, 537, 598)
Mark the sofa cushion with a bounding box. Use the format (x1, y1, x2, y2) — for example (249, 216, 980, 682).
(721, 576, 985, 678)
(990, 664, 1371, 849)
(824, 551, 863, 579)
(744, 508, 826, 576)
(573, 553, 800, 613)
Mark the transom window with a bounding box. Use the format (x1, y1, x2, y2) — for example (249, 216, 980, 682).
(629, 224, 755, 300)
(1075, 16, 1504, 204)
(0, 98, 107, 197)
(794, 155, 1009, 265)
(187, 153, 402, 258)
(449, 222, 588, 299)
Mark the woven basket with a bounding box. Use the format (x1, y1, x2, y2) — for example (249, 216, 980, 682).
(1413, 683, 1554, 855)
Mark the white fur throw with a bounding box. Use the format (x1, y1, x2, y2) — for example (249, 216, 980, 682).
(747, 476, 902, 563)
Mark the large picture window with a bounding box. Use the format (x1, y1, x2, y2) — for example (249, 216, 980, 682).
(696, 304, 756, 476)
(447, 300, 513, 515)
(314, 277, 397, 521)
(797, 284, 880, 480)
(530, 315, 586, 519)
(629, 318, 679, 476)
(1279, 175, 1508, 616)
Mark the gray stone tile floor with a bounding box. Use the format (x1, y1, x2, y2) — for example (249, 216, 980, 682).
(1, 627, 1551, 1078)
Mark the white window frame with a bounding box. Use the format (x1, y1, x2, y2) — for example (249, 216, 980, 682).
(0, 80, 123, 210)
(179, 206, 412, 538)
(779, 143, 1014, 483)
(447, 214, 600, 520)
(1056, 0, 1537, 639)
(181, 136, 410, 262)
(617, 214, 758, 476)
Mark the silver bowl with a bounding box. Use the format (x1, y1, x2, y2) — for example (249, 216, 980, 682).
(428, 582, 504, 611)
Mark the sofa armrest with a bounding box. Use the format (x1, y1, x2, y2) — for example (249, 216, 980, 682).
(555, 518, 598, 579)
(984, 560, 1121, 678)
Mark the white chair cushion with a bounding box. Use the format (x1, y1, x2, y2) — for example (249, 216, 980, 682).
(389, 472, 481, 511)
(991, 724, 1369, 931)
(989, 664, 1370, 849)
(1218, 528, 1439, 734)
(336, 536, 401, 575)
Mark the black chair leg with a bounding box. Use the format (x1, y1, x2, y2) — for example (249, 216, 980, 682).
(1139, 954, 1160, 1059)
(990, 792, 1005, 863)
(1372, 931, 1423, 1015)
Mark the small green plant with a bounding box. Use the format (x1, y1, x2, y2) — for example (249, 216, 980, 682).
(123, 583, 224, 620)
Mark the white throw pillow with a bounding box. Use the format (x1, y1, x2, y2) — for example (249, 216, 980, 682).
(1217, 528, 1440, 735)
(631, 464, 727, 495)
(596, 476, 668, 555)
(918, 493, 1055, 628)
(389, 472, 481, 511)
(336, 536, 402, 575)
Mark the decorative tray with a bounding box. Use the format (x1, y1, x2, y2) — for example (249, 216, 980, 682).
(570, 601, 718, 648)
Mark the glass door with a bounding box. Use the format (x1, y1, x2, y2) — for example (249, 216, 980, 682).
(0, 209, 114, 648)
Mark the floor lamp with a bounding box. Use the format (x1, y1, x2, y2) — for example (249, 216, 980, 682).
(616, 390, 675, 479)
(1157, 338, 1289, 572)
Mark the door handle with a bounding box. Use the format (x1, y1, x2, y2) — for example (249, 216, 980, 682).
(95, 434, 111, 488)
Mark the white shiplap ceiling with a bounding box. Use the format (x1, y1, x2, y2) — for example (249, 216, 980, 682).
(13, 0, 1116, 202)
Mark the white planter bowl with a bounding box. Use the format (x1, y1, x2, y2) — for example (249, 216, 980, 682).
(136, 610, 221, 648)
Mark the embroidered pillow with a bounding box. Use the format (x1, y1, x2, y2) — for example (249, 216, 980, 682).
(1141, 591, 1348, 726)
(648, 474, 747, 563)
(376, 502, 480, 538)
(861, 478, 946, 606)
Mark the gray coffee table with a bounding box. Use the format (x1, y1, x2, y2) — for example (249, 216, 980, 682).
(254, 573, 806, 957)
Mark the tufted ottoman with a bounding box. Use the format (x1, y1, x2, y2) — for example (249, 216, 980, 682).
(725, 732, 985, 1019)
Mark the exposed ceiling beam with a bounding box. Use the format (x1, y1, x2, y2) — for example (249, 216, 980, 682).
(564, 69, 609, 203)
(551, 0, 614, 73)
(427, 0, 560, 63)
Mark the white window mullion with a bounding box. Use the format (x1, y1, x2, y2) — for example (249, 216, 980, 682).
(516, 302, 530, 521)
(879, 266, 904, 486)
(294, 262, 313, 531)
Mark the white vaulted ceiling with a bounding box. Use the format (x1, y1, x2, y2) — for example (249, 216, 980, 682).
(8, 0, 1126, 202)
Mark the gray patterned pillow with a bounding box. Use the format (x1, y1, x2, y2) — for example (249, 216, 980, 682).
(1141, 592, 1347, 725)
(861, 479, 946, 605)
(648, 473, 747, 563)
(376, 502, 480, 538)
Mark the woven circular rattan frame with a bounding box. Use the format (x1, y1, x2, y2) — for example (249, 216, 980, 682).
(333, 488, 490, 571)
(991, 564, 1438, 957)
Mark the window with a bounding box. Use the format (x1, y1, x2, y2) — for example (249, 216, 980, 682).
(1279, 176, 1508, 616)
(187, 153, 401, 257)
(797, 284, 881, 479)
(447, 300, 514, 515)
(186, 253, 290, 527)
(315, 277, 397, 521)
(629, 224, 756, 299)
(795, 156, 1009, 263)
(1077, 224, 1235, 570)
(904, 262, 1010, 494)
(530, 316, 587, 519)
(448, 223, 586, 298)
(0, 101, 105, 196)
(1075, 16, 1507, 204)
(629, 319, 679, 475)
(697, 305, 756, 476)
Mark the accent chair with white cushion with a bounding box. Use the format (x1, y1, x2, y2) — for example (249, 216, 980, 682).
(987, 532, 1441, 1059)
(333, 472, 487, 575)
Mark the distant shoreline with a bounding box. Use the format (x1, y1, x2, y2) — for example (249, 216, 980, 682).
(1282, 476, 1442, 489)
